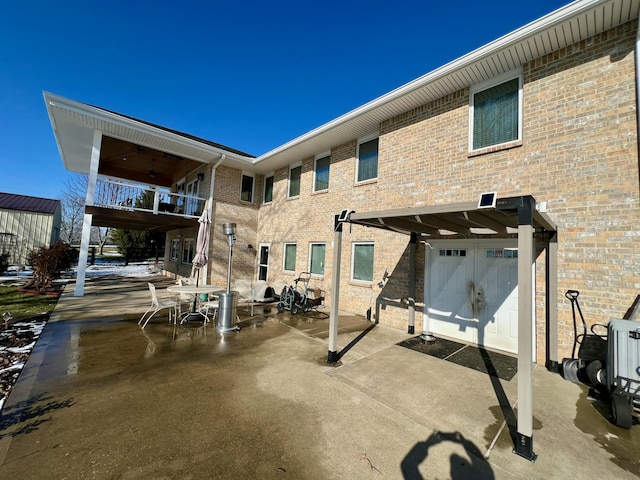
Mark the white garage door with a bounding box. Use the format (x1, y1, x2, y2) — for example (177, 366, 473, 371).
(424, 240, 519, 353)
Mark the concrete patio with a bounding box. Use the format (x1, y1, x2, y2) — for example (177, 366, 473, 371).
(0, 275, 638, 479)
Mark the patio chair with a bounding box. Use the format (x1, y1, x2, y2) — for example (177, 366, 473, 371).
(139, 283, 179, 329)
(233, 279, 254, 315)
(271, 279, 289, 301)
(199, 298, 220, 324)
(252, 280, 275, 303)
(177, 278, 197, 315)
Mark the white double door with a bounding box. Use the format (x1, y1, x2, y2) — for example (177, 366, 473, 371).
(424, 240, 520, 353)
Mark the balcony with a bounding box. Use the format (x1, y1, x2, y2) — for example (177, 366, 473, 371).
(86, 178, 208, 232)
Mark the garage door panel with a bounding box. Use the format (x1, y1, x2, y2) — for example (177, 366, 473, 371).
(478, 250, 519, 353)
(425, 242, 520, 354)
(427, 248, 475, 343)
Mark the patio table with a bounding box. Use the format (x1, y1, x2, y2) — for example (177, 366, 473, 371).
(166, 285, 225, 323)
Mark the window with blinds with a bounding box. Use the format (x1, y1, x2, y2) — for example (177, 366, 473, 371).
(357, 137, 378, 183)
(471, 76, 521, 151)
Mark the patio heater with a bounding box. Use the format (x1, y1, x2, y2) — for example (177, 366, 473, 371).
(216, 223, 239, 333)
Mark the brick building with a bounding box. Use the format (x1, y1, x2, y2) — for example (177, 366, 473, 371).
(46, 0, 639, 368)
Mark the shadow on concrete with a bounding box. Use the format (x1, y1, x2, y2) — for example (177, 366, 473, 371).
(337, 323, 377, 361)
(0, 393, 74, 439)
(401, 430, 494, 479)
(478, 346, 518, 448)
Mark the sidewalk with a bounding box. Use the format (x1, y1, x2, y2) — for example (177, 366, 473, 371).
(0, 276, 638, 479)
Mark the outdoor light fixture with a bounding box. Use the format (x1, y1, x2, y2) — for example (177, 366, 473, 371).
(149, 159, 157, 178)
(337, 209, 352, 222)
(197, 173, 205, 181)
(477, 192, 497, 209)
(335, 209, 355, 231)
(223, 223, 235, 236)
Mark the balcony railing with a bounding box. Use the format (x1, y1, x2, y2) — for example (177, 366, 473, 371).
(92, 178, 206, 218)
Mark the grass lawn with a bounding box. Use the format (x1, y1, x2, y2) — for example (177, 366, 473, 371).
(0, 285, 60, 409)
(0, 286, 60, 321)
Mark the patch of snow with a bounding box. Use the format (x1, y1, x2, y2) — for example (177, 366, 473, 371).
(8, 342, 36, 354)
(0, 362, 25, 375)
(75, 262, 162, 278)
(1, 261, 161, 283)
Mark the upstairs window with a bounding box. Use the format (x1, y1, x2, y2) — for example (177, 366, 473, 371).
(357, 137, 378, 183)
(288, 163, 302, 198)
(241, 172, 254, 202)
(264, 174, 274, 203)
(470, 75, 522, 151)
(314, 154, 330, 192)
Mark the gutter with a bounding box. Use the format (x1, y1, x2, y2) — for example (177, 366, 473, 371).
(636, 14, 640, 158)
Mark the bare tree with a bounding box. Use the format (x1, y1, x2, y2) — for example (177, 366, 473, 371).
(60, 188, 84, 244)
(61, 174, 111, 253)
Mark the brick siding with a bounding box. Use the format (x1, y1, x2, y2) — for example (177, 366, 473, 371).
(165, 21, 640, 363)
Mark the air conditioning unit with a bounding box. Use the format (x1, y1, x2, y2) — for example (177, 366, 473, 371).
(606, 319, 640, 428)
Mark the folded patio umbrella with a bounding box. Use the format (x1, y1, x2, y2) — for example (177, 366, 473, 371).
(192, 209, 211, 288)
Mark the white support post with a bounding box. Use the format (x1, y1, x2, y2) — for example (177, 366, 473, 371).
(515, 214, 537, 461)
(327, 215, 343, 364)
(152, 187, 160, 214)
(74, 214, 93, 297)
(74, 130, 101, 297)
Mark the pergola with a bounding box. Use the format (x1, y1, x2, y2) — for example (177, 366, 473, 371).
(328, 195, 558, 462)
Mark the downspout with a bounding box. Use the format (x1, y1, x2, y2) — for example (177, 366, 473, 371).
(636, 15, 640, 162)
(407, 232, 417, 334)
(203, 154, 225, 283)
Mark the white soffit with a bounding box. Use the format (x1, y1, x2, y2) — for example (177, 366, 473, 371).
(44, 93, 255, 174)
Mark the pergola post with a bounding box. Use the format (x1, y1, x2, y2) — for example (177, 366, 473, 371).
(514, 197, 537, 462)
(421, 242, 435, 342)
(407, 232, 417, 334)
(327, 214, 343, 364)
(74, 130, 101, 297)
(545, 231, 559, 372)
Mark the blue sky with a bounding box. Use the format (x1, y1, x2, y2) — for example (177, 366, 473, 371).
(0, 0, 569, 200)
